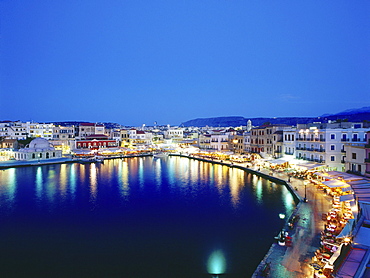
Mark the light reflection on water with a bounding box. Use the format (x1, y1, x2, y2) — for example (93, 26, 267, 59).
(0, 168, 16, 209)
(36, 167, 43, 200)
(118, 159, 130, 198)
(0, 156, 296, 277)
(69, 164, 76, 197)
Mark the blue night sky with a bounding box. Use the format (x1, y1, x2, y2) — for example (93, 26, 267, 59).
(1, 1, 369, 126)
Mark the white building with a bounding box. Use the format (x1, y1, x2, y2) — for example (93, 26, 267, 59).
(28, 122, 55, 139)
(164, 128, 184, 140)
(282, 128, 296, 158)
(344, 142, 367, 175)
(0, 121, 28, 140)
(210, 134, 229, 152)
(14, 138, 62, 161)
(244, 132, 251, 153)
(129, 129, 153, 147)
(295, 123, 370, 171)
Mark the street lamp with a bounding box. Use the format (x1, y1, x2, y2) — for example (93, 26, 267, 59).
(304, 181, 308, 202)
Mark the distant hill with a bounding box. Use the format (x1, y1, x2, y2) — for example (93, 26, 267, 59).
(323, 106, 370, 122)
(181, 106, 370, 127)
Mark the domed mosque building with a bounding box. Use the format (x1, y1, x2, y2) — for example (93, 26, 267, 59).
(14, 138, 62, 161)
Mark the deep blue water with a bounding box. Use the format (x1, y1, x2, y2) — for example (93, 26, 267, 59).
(0, 156, 295, 278)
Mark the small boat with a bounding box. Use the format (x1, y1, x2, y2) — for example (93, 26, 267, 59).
(153, 152, 168, 158)
(79, 156, 104, 164)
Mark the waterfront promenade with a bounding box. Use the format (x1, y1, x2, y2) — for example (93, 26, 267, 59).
(251, 167, 332, 278)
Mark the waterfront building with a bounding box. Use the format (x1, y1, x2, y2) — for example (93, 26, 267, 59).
(129, 129, 153, 148)
(364, 131, 370, 178)
(344, 141, 367, 176)
(0, 120, 28, 140)
(282, 128, 296, 159)
(164, 128, 184, 142)
(198, 134, 211, 150)
(28, 122, 54, 139)
(52, 125, 75, 140)
(120, 129, 131, 147)
(272, 130, 284, 158)
(50, 125, 76, 154)
(77, 123, 105, 139)
(210, 133, 230, 152)
(0, 138, 18, 149)
(231, 133, 245, 154)
(75, 134, 118, 150)
(243, 132, 251, 153)
(13, 137, 62, 161)
(250, 124, 289, 158)
(295, 123, 370, 171)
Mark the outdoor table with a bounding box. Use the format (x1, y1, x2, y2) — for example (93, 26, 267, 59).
(322, 253, 331, 259)
(323, 239, 335, 244)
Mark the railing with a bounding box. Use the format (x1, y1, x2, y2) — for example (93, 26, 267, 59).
(365, 144, 370, 148)
(285, 152, 294, 155)
(365, 158, 370, 163)
(341, 160, 346, 163)
(315, 148, 325, 152)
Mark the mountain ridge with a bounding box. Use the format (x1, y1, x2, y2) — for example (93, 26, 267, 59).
(181, 107, 370, 127)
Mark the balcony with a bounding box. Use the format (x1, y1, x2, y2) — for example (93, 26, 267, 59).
(315, 148, 325, 152)
(341, 138, 349, 142)
(365, 158, 370, 163)
(285, 152, 294, 155)
(341, 160, 346, 163)
(365, 144, 370, 148)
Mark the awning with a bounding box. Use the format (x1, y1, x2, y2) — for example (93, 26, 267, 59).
(313, 172, 329, 178)
(340, 194, 355, 202)
(348, 180, 370, 186)
(295, 163, 325, 170)
(269, 159, 289, 165)
(336, 219, 355, 238)
(341, 186, 353, 192)
(326, 171, 364, 181)
(322, 179, 349, 188)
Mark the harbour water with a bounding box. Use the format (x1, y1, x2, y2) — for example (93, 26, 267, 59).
(0, 156, 296, 277)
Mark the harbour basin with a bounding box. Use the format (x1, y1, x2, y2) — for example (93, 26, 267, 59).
(0, 156, 296, 277)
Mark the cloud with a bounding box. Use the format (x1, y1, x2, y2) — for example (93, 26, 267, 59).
(279, 94, 300, 101)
